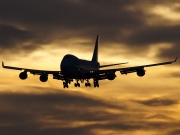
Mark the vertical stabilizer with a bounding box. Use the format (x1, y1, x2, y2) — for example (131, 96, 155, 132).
(91, 35, 99, 62)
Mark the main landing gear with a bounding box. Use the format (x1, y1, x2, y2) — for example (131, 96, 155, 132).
(74, 79, 91, 87)
(85, 79, 91, 87)
(63, 79, 72, 88)
(94, 79, 99, 88)
(63, 81, 68, 88)
(74, 80, 80, 87)
(63, 79, 100, 88)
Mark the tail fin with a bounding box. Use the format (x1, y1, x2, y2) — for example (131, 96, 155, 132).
(91, 35, 99, 62)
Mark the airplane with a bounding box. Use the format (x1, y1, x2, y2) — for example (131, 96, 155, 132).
(2, 35, 177, 88)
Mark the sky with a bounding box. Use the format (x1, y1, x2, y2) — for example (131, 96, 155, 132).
(0, 0, 180, 135)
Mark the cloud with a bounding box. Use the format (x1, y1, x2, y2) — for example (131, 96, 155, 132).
(0, 0, 180, 64)
(123, 25, 180, 63)
(0, 86, 180, 134)
(0, 24, 32, 47)
(0, 87, 128, 135)
(124, 25, 180, 46)
(0, 0, 145, 54)
(146, 114, 175, 121)
(167, 71, 180, 78)
(0, 24, 54, 56)
(157, 44, 180, 64)
(0, 24, 38, 52)
(168, 129, 180, 135)
(134, 98, 178, 107)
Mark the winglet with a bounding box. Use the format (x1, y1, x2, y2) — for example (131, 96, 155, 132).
(2, 61, 4, 68)
(174, 57, 178, 62)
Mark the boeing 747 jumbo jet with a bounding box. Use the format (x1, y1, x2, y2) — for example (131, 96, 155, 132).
(2, 35, 177, 88)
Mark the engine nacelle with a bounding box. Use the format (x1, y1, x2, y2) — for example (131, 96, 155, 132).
(107, 72, 116, 80)
(40, 74, 48, 82)
(136, 69, 145, 77)
(19, 72, 28, 80)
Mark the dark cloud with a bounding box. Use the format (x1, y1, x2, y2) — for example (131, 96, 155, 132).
(124, 25, 180, 46)
(0, 0, 139, 28)
(167, 71, 180, 78)
(0, 24, 38, 52)
(135, 98, 178, 107)
(0, 0, 144, 54)
(0, 87, 180, 134)
(157, 44, 180, 63)
(168, 129, 180, 135)
(0, 24, 32, 47)
(0, 87, 128, 135)
(0, 24, 53, 55)
(124, 25, 180, 63)
(0, 0, 179, 62)
(146, 114, 175, 121)
(173, 5, 180, 12)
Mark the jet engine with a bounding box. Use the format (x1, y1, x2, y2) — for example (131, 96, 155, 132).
(40, 74, 48, 82)
(136, 69, 145, 77)
(19, 72, 28, 80)
(107, 72, 116, 80)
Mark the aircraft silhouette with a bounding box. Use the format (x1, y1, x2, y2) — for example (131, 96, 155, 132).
(2, 35, 177, 88)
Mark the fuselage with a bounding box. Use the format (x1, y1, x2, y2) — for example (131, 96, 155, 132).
(60, 54, 100, 79)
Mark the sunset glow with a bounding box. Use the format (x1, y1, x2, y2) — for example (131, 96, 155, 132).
(0, 0, 179, 135)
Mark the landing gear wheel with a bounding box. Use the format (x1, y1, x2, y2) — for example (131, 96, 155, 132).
(74, 83, 80, 87)
(85, 83, 91, 87)
(63, 80, 69, 88)
(94, 84, 99, 87)
(93, 79, 99, 88)
(63, 84, 68, 88)
(85, 79, 91, 87)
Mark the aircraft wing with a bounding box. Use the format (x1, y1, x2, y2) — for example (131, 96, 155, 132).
(91, 57, 177, 76)
(2, 62, 61, 75)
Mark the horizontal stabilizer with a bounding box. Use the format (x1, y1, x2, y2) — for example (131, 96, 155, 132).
(100, 62, 128, 68)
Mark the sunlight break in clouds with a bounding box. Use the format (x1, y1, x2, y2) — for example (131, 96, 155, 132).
(151, 5, 180, 21)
